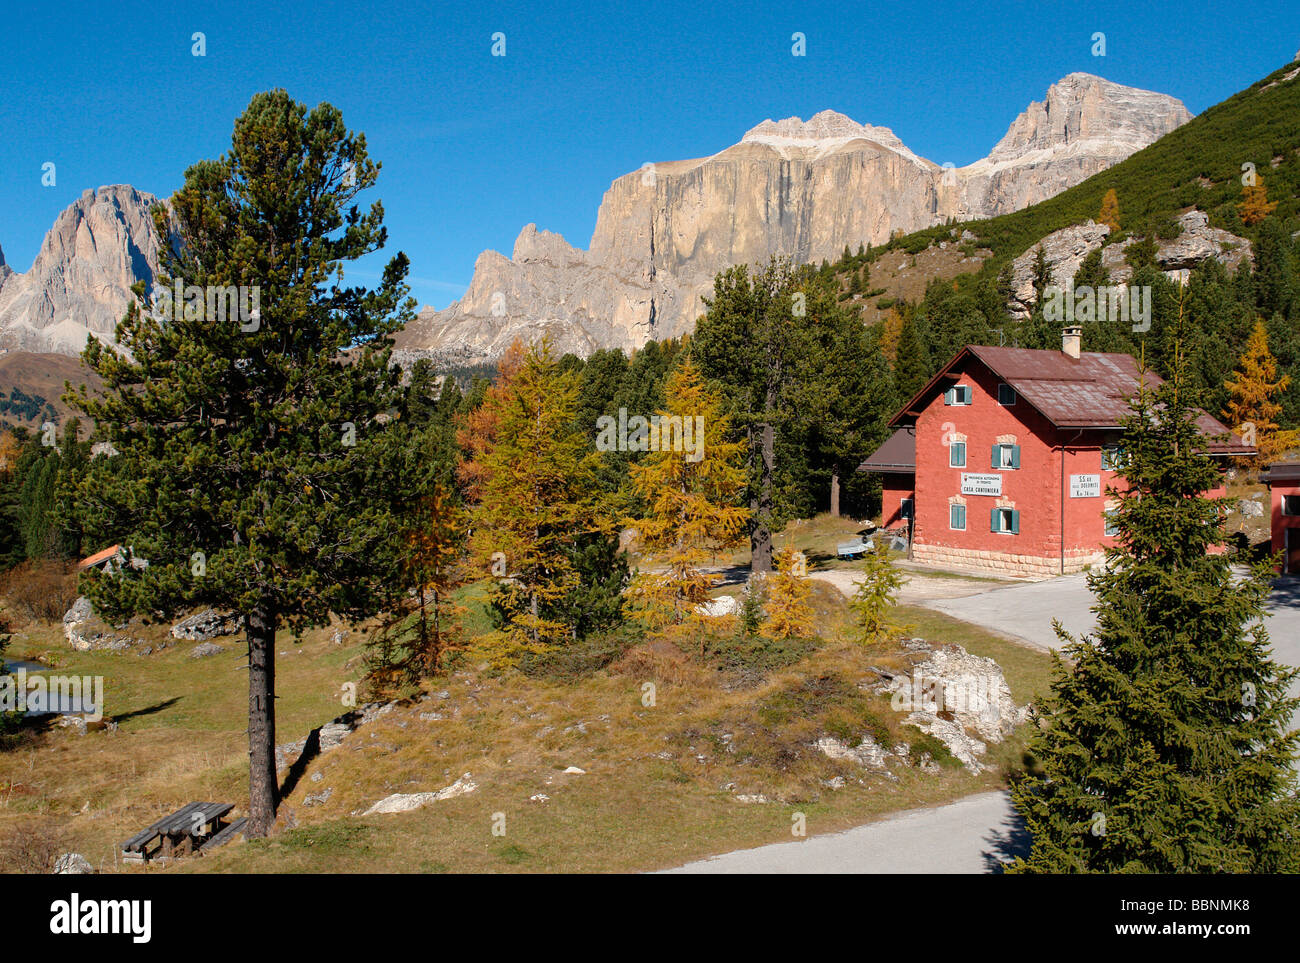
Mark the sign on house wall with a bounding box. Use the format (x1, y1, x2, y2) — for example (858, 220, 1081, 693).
(960, 473, 1003, 497)
(1070, 474, 1101, 498)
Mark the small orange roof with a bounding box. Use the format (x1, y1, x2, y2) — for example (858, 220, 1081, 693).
(78, 544, 123, 570)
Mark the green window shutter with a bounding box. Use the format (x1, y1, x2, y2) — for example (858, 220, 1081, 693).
(990, 507, 1000, 533)
(944, 388, 954, 405)
(1010, 509, 1020, 534)
(991, 444, 1000, 468)
(961, 385, 972, 404)
(957, 504, 966, 529)
(1010, 445, 1021, 469)
(950, 442, 965, 467)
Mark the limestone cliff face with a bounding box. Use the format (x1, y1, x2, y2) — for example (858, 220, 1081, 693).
(399, 73, 1192, 360)
(0, 185, 164, 354)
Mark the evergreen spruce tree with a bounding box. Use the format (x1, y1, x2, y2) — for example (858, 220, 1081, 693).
(847, 540, 907, 647)
(1009, 351, 1300, 873)
(69, 90, 414, 835)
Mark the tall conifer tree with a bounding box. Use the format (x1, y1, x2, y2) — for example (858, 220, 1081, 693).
(70, 91, 414, 835)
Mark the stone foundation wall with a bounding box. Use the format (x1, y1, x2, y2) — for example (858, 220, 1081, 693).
(911, 542, 1103, 579)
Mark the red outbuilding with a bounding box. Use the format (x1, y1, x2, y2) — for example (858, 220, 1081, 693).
(1263, 461, 1300, 574)
(858, 328, 1252, 578)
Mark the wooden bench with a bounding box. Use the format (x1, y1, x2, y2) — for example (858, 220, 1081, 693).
(121, 802, 235, 863)
(199, 817, 247, 853)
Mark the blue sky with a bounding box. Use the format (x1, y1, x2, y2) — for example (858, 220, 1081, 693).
(1, 0, 1296, 310)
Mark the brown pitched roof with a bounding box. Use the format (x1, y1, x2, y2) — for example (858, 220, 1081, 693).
(857, 427, 915, 473)
(890, 345, 1252, 455)
(1264, 462, 1300, 485)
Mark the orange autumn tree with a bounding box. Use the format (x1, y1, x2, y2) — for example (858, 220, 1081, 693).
(367, 480, 468, 695)
(625, 358, 749, 649)
(1239, 173, 1278, 226)
(1098, 188, 1121, 233)
(455, 338, 526, 503)
(761, 546, 814, 640)
(1224, 320, 1300, 469)
(880, 307, 904, 363)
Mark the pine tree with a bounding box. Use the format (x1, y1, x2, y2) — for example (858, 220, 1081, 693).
(69, 90, 414, 836)
(1239, 173, 1278, 226)
(1008, 353, 1300, 873)
(761, 546, 814, 640)
(1098, 188, 1121, 233)
(1224, 319, 1300, 468)
(624, 358, 749, 651)
(847, 540, 907, 647)
(893, 310, 930, 400)
(470, 338, 602, 664)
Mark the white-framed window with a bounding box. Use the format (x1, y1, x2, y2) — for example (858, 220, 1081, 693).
(949, 441, 966, 468)
(944, 385, 973, 406)
(991, 507, 1020, 534)
(899, 497, 913, 520)
(1104, 509, 1120, 536)
(992, 443, 1020, 470)
(949, 503, 967, 530)
(1101, 446, 1123, 471)
(1283, 495, 1300, 517)
(997, 384, 1016, 406)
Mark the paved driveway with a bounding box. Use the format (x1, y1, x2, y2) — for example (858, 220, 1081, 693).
(663, 791, 1024, 874)
(924, 573, 1300, 728)
(664, 571, 1300, 874)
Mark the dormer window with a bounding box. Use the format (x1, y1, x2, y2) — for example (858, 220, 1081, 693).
(944, 385, 972, 406)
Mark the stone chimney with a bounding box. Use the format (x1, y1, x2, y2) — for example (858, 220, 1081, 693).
(1062, 325, 1082, 359)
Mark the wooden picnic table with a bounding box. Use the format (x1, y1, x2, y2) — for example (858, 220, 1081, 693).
(121, 801, 237, 862)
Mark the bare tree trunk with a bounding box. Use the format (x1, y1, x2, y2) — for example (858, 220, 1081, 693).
(246, 600, 278, 837)
(830, 470, 841, 517)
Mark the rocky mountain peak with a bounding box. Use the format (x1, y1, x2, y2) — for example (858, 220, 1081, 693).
(987, 73, 1192, 164)
(741, 109, 915, 159)
(0, 184, 164, 354)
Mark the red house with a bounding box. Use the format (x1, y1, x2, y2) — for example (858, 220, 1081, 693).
(1264, 462, 1300, 574)
(859, 328, 1251, 578)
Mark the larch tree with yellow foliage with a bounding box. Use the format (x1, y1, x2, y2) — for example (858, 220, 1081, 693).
(625, 358, 749, 650)
(471, 339, 603, 664)
(1239, 173, 1278, 226)
(1224, 320, 1300, 469)
(761, 546, 814, 640)
(367, 480, 468, 695)
(1097, 188, 1121, 233)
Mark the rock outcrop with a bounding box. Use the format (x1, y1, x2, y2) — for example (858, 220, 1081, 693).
(398, 73, 1191, 361)
(1007, 209, 1252, 317)
(0, 185, 164, 354)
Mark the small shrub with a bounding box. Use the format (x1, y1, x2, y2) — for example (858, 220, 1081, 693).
(0, 561, 79, 624)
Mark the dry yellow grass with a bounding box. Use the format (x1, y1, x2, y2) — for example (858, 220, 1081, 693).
(1, 568, 1052, 873)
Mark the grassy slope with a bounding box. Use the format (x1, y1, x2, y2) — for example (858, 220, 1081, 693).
(0, 528, 1054, 874)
